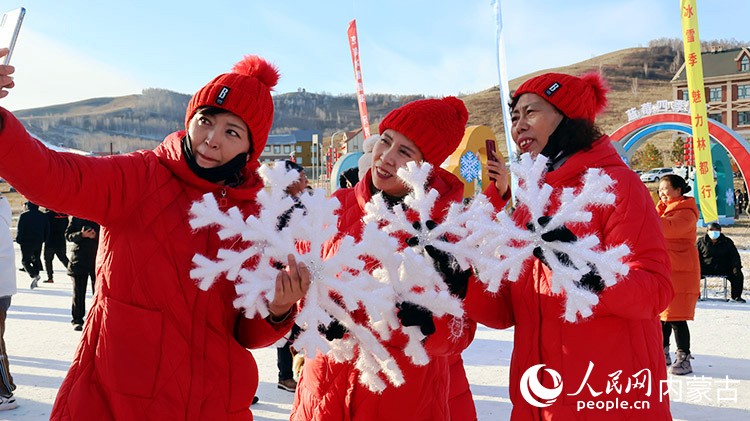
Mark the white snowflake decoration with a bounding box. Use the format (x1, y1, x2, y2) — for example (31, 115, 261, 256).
(467, 153, 631, 322)
(363, 162, 476, 364)
(189, 161, 417, 392)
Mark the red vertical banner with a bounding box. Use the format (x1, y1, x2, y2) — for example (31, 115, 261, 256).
(347, 20, 372, 138)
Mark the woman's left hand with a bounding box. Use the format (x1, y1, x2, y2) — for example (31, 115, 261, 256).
(268, 254, 311, 319)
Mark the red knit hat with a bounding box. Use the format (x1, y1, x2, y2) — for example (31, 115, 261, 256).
(185, 55, 280, 162)
(512, 72, 608, 122)
(378, 96, 468, 166)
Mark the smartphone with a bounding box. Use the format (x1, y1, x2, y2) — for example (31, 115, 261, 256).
(0, 7, 25, 65)
(485, 139, 498, 162)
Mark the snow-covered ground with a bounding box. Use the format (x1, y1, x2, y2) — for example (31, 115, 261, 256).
(3, 243, 750, 420)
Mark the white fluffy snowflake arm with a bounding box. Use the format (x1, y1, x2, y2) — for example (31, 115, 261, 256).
(363, 162, 478, 367)
(187, 162, 304, 317)
(189, 162, 412, 392)
(465, 207, 537, 292)
(468, 153, 631, 321)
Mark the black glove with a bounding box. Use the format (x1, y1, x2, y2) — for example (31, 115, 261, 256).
(577, 267, 604, 293)
(405, 220, 438, 247)
(424, 245, 471, 299)
(529, 216, 577, 269)
(396, 301, 436, 336)
(318, 319, 347, 341)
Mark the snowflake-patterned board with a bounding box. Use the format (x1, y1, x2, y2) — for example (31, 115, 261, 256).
(467, 153, 631, 322)
(726, 188, 735, 207)
(459, 151, 481, 182)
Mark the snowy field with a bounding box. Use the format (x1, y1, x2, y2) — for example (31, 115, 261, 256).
(3, 243, 749, 421)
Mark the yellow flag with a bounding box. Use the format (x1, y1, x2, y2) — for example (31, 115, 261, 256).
(680, 0, 717, 223)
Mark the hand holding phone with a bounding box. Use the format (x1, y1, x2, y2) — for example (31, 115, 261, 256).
(0, 7, 25, 65)
(484, 138, 510, 197)
(485, 139, 498, 162)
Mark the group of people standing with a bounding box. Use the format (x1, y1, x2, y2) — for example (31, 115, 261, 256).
(15, 202, 99, 330)
(0, 45, 743, 420)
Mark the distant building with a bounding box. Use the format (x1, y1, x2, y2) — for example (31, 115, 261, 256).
(259, 130, 322, 175)
(671, 47, 750, 139)
(339, 128, 365, 154)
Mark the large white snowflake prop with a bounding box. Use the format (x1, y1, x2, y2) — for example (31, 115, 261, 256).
(363, 162, 476, 364)
(468, 153, 631, 322)
(189, 161, 413, 392)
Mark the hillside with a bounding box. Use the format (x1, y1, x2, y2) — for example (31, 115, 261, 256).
(11, 43, 689, 155)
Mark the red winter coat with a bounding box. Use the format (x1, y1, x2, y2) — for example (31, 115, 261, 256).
(464, 136, 674, 420)
(0, 108, 295, 420)
(291, 168, 475, 421)
(656, 197, 700, 321)
(448, 354, 477, 421)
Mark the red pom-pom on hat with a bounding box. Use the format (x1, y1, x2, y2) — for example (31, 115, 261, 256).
(579, 72, 608, 118)
(231, 55, 280, 90)
(186, 55, 280, 162)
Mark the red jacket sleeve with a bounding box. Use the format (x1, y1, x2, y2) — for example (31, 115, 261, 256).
(463, 275, 515, 329)
(593, 172, 674, 320)
(422, 312, 476, 357)
(0, 108, 152, 225)
(234, 306, 297, 349)
(483, 183, 511, 212)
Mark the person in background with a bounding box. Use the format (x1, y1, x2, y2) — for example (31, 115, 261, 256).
(15, 201, 48, 289)
(275, 160, 307, 393)
(657, 174, 700, 375)
(65, 217, 100, 331)
(0, 49, 309, 420)
(338, 166, 359, 189)
(464, 72, 674, 419)
(291, 97, 476, 420)
(0, 194, 17, 411)
(43, 208, 69, 283)
(696, 222, 745, 303)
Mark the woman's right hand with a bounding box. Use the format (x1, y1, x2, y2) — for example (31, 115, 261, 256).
(486, 159, 509, 197)
(269, 254, 311, 320)
(0, 48, 15, 99)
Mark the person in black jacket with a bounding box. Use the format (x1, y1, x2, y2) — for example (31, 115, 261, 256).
(697, 222, 745, 303)
(65, 217, 100, 331)
(43, 209, 69, 283)
(15, 202, 49, 289)
(275, 160, 306, 393)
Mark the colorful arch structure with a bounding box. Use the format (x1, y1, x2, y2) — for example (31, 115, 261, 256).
(610, 112, 750, 184)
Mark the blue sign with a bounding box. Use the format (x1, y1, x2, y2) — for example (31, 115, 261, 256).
(459, 151, 481, 182)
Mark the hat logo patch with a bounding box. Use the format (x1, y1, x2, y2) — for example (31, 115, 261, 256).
(544, 82, 561, 97)
(216, 87, 230, 105)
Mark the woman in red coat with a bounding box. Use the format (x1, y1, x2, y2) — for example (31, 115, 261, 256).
(0, 50, 309, 420)
(656, 174, 700, 375)
(291, 97, 476, 421)
(463, 72, 674, 420)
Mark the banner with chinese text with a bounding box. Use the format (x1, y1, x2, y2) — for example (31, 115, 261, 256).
(347, 20, 372, 139)
(680, 0, 717, 222)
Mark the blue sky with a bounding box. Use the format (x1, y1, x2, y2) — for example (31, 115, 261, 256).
(2, 0, 748, 111)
